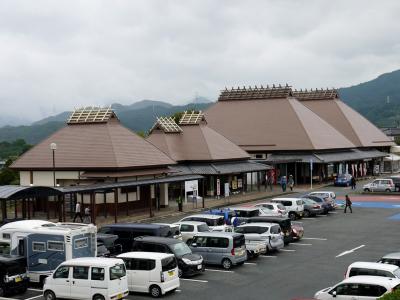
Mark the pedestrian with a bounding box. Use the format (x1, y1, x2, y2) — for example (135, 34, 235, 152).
(288, 175, 294, 191)
(177, 196, 183, 212)
(281, 176, 287, 192)
(83, 206, 91, 223)
(344, 194, 352, 213)
(73, 201, 83, 222)
(351, 176, 356, 190)
(269, 173, 274, 191)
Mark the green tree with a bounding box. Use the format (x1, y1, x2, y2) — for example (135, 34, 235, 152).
(0, 158, 19, 185)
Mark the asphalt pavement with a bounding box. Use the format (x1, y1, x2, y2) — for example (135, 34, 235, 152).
(5, 183, 400, 300)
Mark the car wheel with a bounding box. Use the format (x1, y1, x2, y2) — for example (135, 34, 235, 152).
(303, 210, 310, 218)
(44, 290, 57, 300)
(93, 295, 105, 300)
(222, 258, 232, 270)
(178, 268, 183, 278)
(364, 188, 370, 192)
(289, 212, 296, 220)
(386, 189, 391, 193)
(150, 285, 162, 298)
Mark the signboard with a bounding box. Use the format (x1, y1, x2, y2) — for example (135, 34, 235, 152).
(216, 178, 221, 196)
(238, 179, 243, 188)
(224, 183, 230, 197)
(232, 177, 238, 190)
(185, 180, 198, 193)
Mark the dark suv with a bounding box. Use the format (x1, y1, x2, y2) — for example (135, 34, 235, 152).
(0, 255, 29, 297)
(132, 236, 205, 277)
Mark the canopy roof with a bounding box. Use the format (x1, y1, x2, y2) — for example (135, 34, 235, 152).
(205, 88, 356, 151)
(12, 112, 175, 171)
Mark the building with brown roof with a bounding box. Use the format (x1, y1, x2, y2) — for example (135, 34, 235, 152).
(147, 112, 269, 198)
(205, 86, 390, 184)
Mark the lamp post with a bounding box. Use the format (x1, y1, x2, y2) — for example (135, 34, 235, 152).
(50, 143, 57, 187)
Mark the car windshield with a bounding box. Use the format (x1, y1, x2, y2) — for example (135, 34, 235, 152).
(380, 258, 400, 267)
(110, 263, 126, 280)
(198, 224, 210, 232)
(171, 242, 192, 256)
(394, 268, 400, 278)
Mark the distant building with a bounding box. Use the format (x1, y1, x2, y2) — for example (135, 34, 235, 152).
(205, 86, 393, 183)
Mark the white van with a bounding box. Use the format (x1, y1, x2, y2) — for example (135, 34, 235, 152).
(43, 257, 129, 300)
(271, 198, 304, 220)
(117, 252, 179, 298)
(345, 261, 400, 279)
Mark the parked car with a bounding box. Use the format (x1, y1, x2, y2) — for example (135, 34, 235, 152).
(291, 222, 304, 241)
(0, 255, 29, 297)
(173, 221, 210, 243)
(153, 223, 182, 239)
(117, 252, 179, 298)
(179, 214, 231, 232)
(98, 223, 173, 253)
(234, 222, 284, 253)
(43, 257, 129, 300)
(97, 233, 122, 256)
(307, 191, 336, 208)
(229, 207, 260, 218)
(314, 276, 400, 299)
(378, 252, 400, 267)
(205, 209, 237, 225)
(131, 236, 204, 278)
(254, 202, 288, 217)
(334, 174, 352, 187)
(345, 261, 400, 279)
(388, 176, 400, 192)
(245, 216, 293, 245)
(188, 232, 247, 269)
(301, 198, 324, 217)
(270, 198, 304, 220)
(302, 195, 332, 214)
(363, 178, 396, 192)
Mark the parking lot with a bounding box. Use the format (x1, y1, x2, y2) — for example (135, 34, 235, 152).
(3, 186, 400, 300)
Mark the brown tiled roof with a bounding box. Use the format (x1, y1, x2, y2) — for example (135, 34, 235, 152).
(219, 85, 292, 101)
(295, 91, 394, 147)
(292, 89, 338, 100)
(147, 121, 249, 162)
(11, 118, 176, 170)
(81, 167, 174, 178)
(205, 96, 356, 151)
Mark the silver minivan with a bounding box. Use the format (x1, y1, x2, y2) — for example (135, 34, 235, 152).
(188, 232, 247, 269)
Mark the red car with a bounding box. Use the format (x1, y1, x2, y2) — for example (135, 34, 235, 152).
(291, 222, 304, 240)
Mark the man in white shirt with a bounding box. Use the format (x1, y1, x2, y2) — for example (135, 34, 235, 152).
(73, 201, 83, 222)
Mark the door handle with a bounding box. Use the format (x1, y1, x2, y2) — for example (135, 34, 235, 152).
(66, 280, 70, 282)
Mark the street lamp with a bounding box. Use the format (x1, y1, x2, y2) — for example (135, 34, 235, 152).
(50, 143, 57, 187)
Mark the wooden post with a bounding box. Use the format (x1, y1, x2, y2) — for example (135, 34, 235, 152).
(104, 192, 107, 218)
(91, 192, 96, 225)
(27, 198, 31, 219)
(126, 191, 129, 216)
(62, 195, 66, 222)
(149, 185, 153, 218)
(15, 199, 18, 218)
(202, 179, 205, 208)
(22, 198, 26, 219)
(114, 188, 118, 223)
(32, 197, 36, 218)
(1, 199, 6, 221)
(58, 195, 62, 222)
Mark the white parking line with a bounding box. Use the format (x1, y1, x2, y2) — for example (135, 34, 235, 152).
(280, 249, 296, 252)
(260, 255, 277, 258)
(336, 245, 365, 258)
(175, 289, 182, 292)
(181, 278, 209, 283)
(329, 211, 338, 214)
(0, 297, 18, 300)
(291, 243, 312, 246)
(303, 237, 327, 241)
(28, 288, 43, 292)
(303, 217, 316, 220)
(205, 268, 234, 273)
(244, 262, 257, 265)
(319, 215, 328, 217)
(25, 296, 43, 300)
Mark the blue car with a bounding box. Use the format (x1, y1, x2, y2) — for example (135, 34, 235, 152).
(334, 174, 352, 187)
(205, 209, 237, 225)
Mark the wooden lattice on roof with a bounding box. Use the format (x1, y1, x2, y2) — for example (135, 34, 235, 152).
(218, 84, 292, 101)
(67, 106, 116, 124)
(150, 117, 183, 133)
(293, 88, 339, 100)
(179, 111, 206, 125)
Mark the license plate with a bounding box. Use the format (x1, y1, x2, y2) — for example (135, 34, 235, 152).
(117, 293, 123, 299)
(168, 270, 174, 276)
(197, 264, 202, 270)
(15, 276, 22, 283)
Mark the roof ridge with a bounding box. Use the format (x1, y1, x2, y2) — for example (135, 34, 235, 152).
(288, 98, 315, 150)
(106, 123, 121, 168)
(332, 100, 363, 146)
(198, 125, 213, 160)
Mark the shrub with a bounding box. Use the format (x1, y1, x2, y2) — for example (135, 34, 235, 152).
(379, 289, 400, 300)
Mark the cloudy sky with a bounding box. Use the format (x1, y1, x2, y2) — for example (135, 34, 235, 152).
(1, 0, 400, 123)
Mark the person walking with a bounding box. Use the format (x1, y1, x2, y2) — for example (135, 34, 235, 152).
(344, 195, 352, 213)
(73, 201, 83, 222)
(266, 173, 273, 191)
(288, 175, 294, 191)
(281, 176, 287, 192)
(351, 176, 356, 190)
(83, 206, 91, 224)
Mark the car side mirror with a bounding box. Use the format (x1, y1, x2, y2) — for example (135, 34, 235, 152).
(332, 291, 337, 298)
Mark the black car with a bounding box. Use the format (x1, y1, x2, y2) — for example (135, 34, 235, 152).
(98, 223, 172, 252)
(132, 236, 205, 277)
(245, 216, 293, 244)
(97, 233, 122, 256)
(0, 255, 29, 297)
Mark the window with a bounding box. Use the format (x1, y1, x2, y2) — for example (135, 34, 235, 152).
(91, 267, 105, 281)
(129, 259, 156, 271)
(206, 237, 229, 248)
(180, 224, 194, 232)
(48, 241, 64, 251)
(74, 238, 88, 249)
(192, 236, 207, 247)
(233, 235, 245, 248)
(139, 242, 167, 253)
(0, 242, 10, 255)
(270, 226, 281, 234)
(2, 233, 10, 239)
(170, 242, 192, 256)
(33, 242, 46, 252)
(162, 256, 177, 272)
(73, 266, 89, 280)
(197, 224, 209, 232)
(380, 258, 400, 267)
(110, 264, 126, 280)
(358, 284, 387, 297)
(114, 230, 131, 239)
(54, 266, 70, 279)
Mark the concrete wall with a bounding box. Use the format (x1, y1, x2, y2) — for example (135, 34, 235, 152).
(19, 171, 80, 186)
